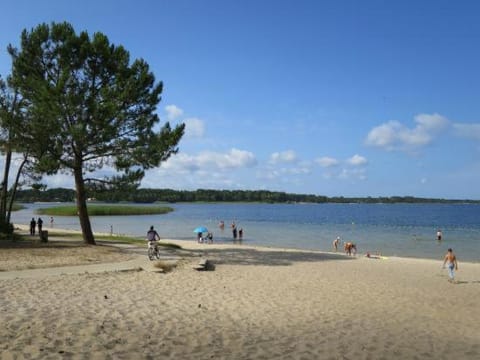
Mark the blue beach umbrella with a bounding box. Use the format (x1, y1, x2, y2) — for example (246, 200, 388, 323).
(193, 226, 208, 234)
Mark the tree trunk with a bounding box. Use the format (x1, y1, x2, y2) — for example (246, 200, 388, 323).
(73, 164, 95, 245)
(6, 155, 27, 224)
(0, 149, 12, 222)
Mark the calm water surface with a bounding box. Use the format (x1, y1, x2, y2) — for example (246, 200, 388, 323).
(12, 203, 480, 262)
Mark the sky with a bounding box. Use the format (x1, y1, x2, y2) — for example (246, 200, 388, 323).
(1, 0, 480, 199)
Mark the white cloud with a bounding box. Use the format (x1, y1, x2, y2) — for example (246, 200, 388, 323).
(338, 167, 367, 181)
(315, 156, 339, 167)
(199, 148, 257, 169)
(279, 166, 311, 175)
(365, 120, 401, 147)
(161, 148, 257, 172)
(165, 104, 184, 120)
(256, 165, 311, 184)
(317, 154, 367, 181)
(347, 154, 368, 166)
(414, 113, 449, 130)
(43, 174, 75, 188)
(366, 113, 449, 151)
(269, 150, 297, 164)
(141, 148, 257, 189)
(453, 123, 480, 141)
(184, 117, 205, 138)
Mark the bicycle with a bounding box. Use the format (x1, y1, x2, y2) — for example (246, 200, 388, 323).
(147, 240, 161, 260)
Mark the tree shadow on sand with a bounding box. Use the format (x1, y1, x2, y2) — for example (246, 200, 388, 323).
(183, 247, 355, 267)
(0, 239, 89, 249)
(452, 280, 480, 285)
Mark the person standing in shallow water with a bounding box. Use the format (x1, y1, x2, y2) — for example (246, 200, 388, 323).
(436, 229, 443, 241)
(333, 237, 340, 251)
(443, 248, 458, 283)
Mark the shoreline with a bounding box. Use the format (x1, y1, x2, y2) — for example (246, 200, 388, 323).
(13, 223, 479, 265)
(13, 202, 480, 263)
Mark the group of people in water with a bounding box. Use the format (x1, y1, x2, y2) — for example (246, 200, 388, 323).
(192, 220, 245, 244)
(147, 220, 245, 252)
(332, 236, 357, 256)
(218, 220, 244, 240)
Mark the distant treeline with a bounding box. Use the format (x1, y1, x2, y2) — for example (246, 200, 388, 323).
(13, 188, 480, 204)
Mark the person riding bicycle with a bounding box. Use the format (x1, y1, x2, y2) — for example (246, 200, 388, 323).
(146, 225, 160, 253)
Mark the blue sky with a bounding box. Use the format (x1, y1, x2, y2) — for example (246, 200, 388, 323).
(1, 0, 480, 199)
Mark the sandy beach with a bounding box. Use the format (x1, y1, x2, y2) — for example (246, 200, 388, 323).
(1, 228, 479, 359)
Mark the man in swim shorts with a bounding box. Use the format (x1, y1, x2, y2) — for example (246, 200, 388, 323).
(344, 242, 356, 256)
(442, 248, 458, 282)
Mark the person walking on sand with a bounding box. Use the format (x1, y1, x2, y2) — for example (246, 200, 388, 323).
(443, 248, 458, 282)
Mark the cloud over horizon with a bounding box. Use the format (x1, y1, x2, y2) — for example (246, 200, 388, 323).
(365, 113, 449, 151)
(161, 148, 257, 172)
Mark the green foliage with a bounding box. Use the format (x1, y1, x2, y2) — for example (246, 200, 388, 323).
(14, 187, 478, 204)
(15, 187, 76, 202)
(9, 22, 184, 178)
(36, 204, 174, 216)
(8, 22, 184, 243)
(10, 203, 24, 211)
(0, 219, 14, 235)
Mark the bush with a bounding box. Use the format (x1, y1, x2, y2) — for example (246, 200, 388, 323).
(0, 219, 14, 235)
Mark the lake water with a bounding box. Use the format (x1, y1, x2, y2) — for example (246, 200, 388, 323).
(12, 202, 480, 262)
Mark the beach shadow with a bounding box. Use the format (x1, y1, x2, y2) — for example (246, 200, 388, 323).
(0, 239, 89, 249)
(182, 247, 354, 267)
(454, 280, 480, 285)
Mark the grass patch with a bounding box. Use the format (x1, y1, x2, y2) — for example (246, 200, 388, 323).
(158, 242, 183, 250)
(9, 228, 183, 250)
(11, 203, 25, 211)
(36, 204, 174, 216)
(59, 232, 184, 250)
(95, 235, 183, 250)
(0, 232, 24, 242)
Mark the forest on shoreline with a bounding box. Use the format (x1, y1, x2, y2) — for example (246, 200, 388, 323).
(13, 187, 480, 204)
